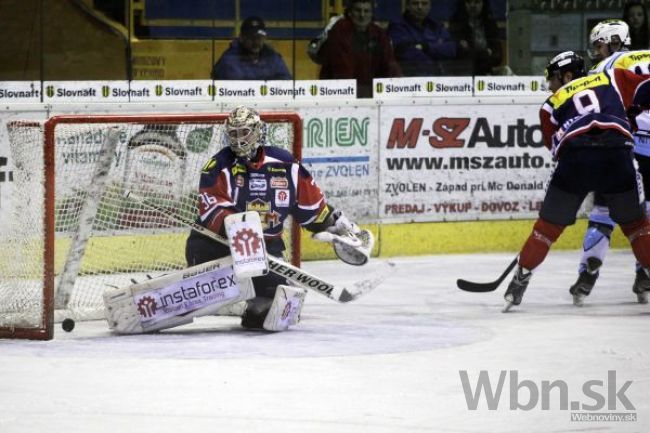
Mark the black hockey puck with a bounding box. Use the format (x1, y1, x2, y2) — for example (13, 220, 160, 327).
(62, 318, 75, 332)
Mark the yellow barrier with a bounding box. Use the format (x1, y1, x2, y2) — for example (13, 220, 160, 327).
(301, 219, 630, 260)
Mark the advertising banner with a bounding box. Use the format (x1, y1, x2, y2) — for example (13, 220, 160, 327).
(299, 106, 378, 221)
(378, 104, 553, 223)
(126, 80, 212, 102)
(212, 79, 356, 100)
(374, 76, 473, 99)
(0, 82, 41, 103)
(43, 81, 130, 103)
(374, 76, 548, 99)
(473, 76, 548, 97)
(1, 99, 561, 228)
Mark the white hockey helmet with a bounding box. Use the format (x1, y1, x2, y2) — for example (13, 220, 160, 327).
(225, 106, 264, 159)
(588, 19, 631, 59)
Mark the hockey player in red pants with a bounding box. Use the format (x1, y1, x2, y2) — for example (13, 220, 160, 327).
(504, 51, 650, 311)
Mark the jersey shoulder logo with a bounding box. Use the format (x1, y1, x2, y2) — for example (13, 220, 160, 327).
(201, 158, 217, 173)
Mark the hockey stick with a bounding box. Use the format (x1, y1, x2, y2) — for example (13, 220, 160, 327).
(123, 190, 384, 303)
(456, 257, 518, 292)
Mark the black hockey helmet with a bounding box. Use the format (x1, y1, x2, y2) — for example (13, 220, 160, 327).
(544, 51, 586, 81)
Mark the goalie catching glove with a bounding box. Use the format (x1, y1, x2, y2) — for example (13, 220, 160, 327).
(312, 209, 374, 266)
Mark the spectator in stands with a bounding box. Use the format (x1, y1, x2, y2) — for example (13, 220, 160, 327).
(624, 1, 650, 50)
(448, 0, 503, 76)
(387, 0, 458, 76)
(211, 16, 291, 80)
(318, 0, 402, 98)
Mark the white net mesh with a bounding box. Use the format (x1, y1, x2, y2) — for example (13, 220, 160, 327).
(0, 114, 300, 336)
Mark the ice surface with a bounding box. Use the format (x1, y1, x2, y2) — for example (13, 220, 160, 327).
(1, 250, 648, 432)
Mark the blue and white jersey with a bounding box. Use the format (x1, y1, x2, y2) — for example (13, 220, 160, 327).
(591, 49, 650, 155)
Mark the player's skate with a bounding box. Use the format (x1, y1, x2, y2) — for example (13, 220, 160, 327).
(503, 266, 532, 313)
(632, 268, 650, 304)
(569, 257, 602, 306)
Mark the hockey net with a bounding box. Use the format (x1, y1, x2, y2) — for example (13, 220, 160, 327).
(0, 112, 302, 340)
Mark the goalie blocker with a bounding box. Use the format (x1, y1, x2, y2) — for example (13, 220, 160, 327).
(104, 211, 307, 333)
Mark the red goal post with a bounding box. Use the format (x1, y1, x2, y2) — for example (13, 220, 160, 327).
(0, 112, 302, 340)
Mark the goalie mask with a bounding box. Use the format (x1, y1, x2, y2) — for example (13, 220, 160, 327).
(225, 106, 265, 159)
(588, 19, 631, 60)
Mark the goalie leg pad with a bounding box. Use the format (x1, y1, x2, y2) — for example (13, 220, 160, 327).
(103, 257, 255, 334)
(241, 286, 307, 331)
(263, 285, 307, 331)
(215, 300, 248, 317)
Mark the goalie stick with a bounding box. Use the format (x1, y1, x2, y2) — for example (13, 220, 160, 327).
(123, 190, 385, 303)
(456, 257, 518, 292)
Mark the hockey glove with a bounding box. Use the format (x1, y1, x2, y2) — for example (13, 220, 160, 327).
(312, 210, 374, 266)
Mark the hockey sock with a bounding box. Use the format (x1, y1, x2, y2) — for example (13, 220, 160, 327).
(518, 219, 565, 270)
(621, 217, 650, 268)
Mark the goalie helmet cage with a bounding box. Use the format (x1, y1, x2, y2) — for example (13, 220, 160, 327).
(0, 112, 303, 340)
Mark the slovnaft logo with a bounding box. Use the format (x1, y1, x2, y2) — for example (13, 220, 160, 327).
(45, 85, 97, 99)
(260, 85, 268, 96)
(0, 83, 40, 101)
(473, 77, 547, 95)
